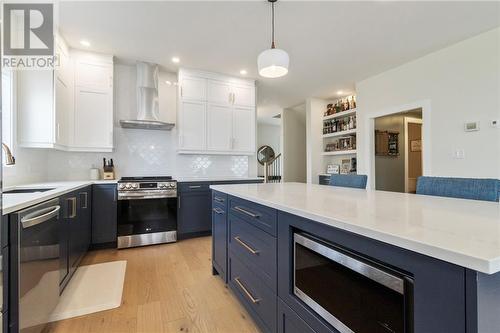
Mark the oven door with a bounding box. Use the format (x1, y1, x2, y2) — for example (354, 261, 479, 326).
(117, 196, 177, 248)
(294, 233, 413, 333)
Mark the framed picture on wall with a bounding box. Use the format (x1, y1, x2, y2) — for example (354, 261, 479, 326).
(340, 159, 351, 174)
(327, 164, 340, 174)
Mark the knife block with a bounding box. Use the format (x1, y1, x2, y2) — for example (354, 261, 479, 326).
(103, 171, 115, 180)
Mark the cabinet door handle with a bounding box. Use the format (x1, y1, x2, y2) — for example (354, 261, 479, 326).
(214, 196, 225, 203)
(178, 196, 181, 209)
(189, 185, 202, 189)
(68, 197, 77, 218)
(80, 192, 88, 209)
(234, 277, 260, 304)
(234, 236, 259, 255)
(233, 206, 260, 219)
(113, 190, 117, 202)
(212, 207, 225, 215)
(180, 86, 183, 97)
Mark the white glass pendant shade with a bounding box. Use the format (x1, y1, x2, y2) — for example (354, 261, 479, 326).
(258, 48, 289, 78)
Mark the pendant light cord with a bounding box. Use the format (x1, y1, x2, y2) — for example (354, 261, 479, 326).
(271, 1, 276, 49)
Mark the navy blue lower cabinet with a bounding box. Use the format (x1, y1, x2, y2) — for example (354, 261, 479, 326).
(212, 191, 228, 281)
(228, 214, 277, 291)
(277, 211, 467, 333)
(178, 190, 212, 238)
(228, 196, 277, 236)
(91, 184, 117, 247)
(278, 299, 317, 333)
(228, 254, 277, 333)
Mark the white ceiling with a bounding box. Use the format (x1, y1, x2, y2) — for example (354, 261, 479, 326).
(59, 1, 500, 117)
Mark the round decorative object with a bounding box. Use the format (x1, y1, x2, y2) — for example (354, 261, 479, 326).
(257, 145, 276, 165)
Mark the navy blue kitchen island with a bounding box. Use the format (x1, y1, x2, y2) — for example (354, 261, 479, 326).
(211, 182, 500, 333)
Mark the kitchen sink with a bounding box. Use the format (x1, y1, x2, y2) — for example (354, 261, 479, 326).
(3, 188, 55, 194)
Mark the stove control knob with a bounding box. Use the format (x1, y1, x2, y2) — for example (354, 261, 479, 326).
(132, 183, 139, 189)
(119, 183, 125, 190)
(125, 183, 132, 189)
(169, 182, 176, 188)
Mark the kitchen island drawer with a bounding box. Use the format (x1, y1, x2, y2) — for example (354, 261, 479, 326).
(229, 214, 276, 290)
(212, 191, 227, 209)
(228, 196, 277, 236)
(229, 254, 277, 333)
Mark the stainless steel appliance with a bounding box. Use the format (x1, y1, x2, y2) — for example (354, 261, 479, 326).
(293, 233, 413, 333)
(117, 176, 177, 248)
(17, 198, 61, 333)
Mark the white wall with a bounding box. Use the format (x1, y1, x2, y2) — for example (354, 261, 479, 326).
(306, 98, 327, 184)
(282, 108, 306, 182)
(256, 122, 281, 176)
(356, 28, 500, 184)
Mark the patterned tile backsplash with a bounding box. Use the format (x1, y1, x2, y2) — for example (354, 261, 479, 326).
(45, 127, 253, 181)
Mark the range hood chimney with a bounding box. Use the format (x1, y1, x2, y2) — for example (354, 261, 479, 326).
(119, 62, 175, 130)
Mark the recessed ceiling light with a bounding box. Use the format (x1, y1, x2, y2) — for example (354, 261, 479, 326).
(165, 80, 172, 85)
(240, 69, 247, 75)
(80, 40, 91, 47)
(337, 90, 344, 95)
(171, 57, 180, 63)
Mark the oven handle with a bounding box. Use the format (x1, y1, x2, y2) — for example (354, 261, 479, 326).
(294, 233, 405, 295)
(118, 194, 177, 200)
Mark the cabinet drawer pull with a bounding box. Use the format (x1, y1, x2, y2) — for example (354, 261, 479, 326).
(234, 236, 259, 255)
(214, 196, 225, 203)
(68, 197, 77, 218)
(233, 206, 260, 218)
(189, 185, 202, 189)
(234, 277, 260, 304)
(213, 207, 225, 215)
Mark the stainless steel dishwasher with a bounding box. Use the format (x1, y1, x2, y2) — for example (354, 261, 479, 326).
(17, 198, 61, 333)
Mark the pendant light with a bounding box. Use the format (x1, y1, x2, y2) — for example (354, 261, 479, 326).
(258, 0, 289, 78)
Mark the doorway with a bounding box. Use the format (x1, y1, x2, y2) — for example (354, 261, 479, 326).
(374, 109, 422, 193)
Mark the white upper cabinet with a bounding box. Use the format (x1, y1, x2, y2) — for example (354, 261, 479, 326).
(179, 100, 206, 150)
(232, 106, 255, 152)
(208, 80, 232, 105)
(16, 33, 114, 152)
(232, 84, 255, 107)
(180, 76, 206, 101)
(17, 70, 55, 148)
(207, 103, 232, 151)
(72, 51, 114, 151)
(177, 69, 256, 155)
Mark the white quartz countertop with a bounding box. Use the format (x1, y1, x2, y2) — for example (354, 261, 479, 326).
(3, 180, 117, 215)
(210, 182, 500, 274)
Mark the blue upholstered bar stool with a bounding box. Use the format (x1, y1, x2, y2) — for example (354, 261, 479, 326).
(328, 174, 368, 189)
(416, 176, 500, 202)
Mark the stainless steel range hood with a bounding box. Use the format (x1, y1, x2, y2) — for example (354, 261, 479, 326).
(120, 62, 175, 131)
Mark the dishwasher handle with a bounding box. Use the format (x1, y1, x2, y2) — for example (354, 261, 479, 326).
(21, 205, 61, 229)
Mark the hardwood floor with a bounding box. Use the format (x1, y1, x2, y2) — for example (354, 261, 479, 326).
(47, 237, 260, 333)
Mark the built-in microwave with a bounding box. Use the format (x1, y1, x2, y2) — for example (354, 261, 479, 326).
(293, 233, 414, 333)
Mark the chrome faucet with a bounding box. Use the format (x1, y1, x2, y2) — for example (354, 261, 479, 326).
(2, 143, 15, 165)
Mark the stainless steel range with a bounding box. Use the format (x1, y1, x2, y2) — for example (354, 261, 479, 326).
(117, 176, 177, 249)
